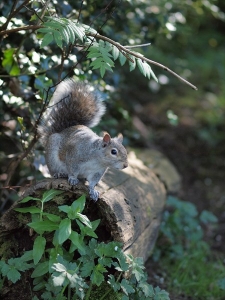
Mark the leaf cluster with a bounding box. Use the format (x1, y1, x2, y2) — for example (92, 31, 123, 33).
(153, 196, 225, 298)
(0, 190, 170, 300)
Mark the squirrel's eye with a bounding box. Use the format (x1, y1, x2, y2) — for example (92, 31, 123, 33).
(111, 148, 118, 155)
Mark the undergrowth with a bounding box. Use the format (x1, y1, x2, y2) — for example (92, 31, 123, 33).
(0, 190, 169, 300)
(154, 196, 225, 299)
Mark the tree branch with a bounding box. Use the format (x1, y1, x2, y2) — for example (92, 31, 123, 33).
(87, 33, 198, 90)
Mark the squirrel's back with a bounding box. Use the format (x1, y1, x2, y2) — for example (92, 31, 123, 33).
(38, 79, 106, 145)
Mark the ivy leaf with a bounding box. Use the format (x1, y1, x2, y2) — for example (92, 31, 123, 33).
(58, 218, 71, 244)
(33, 236, 46, 264)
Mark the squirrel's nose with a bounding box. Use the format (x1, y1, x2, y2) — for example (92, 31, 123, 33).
(123, 162, 128, 169)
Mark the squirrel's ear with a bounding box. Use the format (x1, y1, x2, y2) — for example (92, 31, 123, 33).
(117, 133, 123, 143)
(103, 132, 111, 146)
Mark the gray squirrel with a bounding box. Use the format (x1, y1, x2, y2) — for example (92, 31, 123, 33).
(38, 79, 128, 201)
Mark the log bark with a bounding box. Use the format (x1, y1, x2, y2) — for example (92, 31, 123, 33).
(0, 151, 167, 264)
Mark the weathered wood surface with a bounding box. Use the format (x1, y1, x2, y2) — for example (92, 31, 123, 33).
(0, 150, 176, 263)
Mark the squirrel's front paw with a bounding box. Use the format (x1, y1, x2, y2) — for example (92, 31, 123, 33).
(89, 187, 99, 202)
(53, 173, 68, 179)
(68, 176, 79, 186)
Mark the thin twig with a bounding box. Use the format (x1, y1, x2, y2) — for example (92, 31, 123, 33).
(124, 43, 151, 49)
(77, 0, 84, 23)
(87, 33, 198, 90)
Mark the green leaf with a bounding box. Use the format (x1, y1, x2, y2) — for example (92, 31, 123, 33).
(43, 213, 61, 222)
(154, 286, 170, 300)
(69, 231, 86, 254)
(66, 23, 76, 43)
(91, 264, 106, 286)
(53, 30, 63, 48)
(107, 274, 121, 292)
(217, 278, 225, 290)
(37, 27, 53, 33)
(142, 61, 151, 79)
(112, 45, 120, 60)
(95, 241, 122, 258)
(120, 278, 135, 295)
(71, 194, 86, 214)
(20, 250, 33, 262)
(137, 58, 146, 76)
(77, 213, 92, 228)
(200, 210, 218, 224)
(6, 268, 21, 283)
(28, 220, 59, 233)
(2, 49, 20, 76)
(130, 256, 145, 281)
(119, 51, 127, 66)
(138, 281, 154, 297)
(58, 205, 71, 214)
(91, 219, 101, 231)
(58, 218, 71, 244)
(14, 206, 41, 214)
(69, 21, 85, 42)
(44, 20, 63, 29)
(82, 23, 97, 34)
(40, 33, 54, 48)
(149, 66, 158, 82)
(42, 189, 64, 203)
(129, 55, 136, 71)
(61, 27, 69, 45)
(80, 260, 95, 277)
(20, 196, 41, 203)
(33, 236, 46, 264)
(76, 220, 97, 238)
(31, 261, 49, 278)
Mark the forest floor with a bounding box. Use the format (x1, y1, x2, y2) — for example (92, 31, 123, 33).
(138, 96, 225, 299)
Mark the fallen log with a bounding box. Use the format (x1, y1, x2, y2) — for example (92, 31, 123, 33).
(0, 150, 179, 299)
(0, 151, 168, 263)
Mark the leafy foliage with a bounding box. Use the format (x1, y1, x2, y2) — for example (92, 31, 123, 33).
(153, 196, 225, 299)
(0, 191, 170, 299)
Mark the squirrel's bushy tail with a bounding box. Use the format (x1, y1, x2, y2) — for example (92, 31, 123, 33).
(38, 79, 106, 145)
